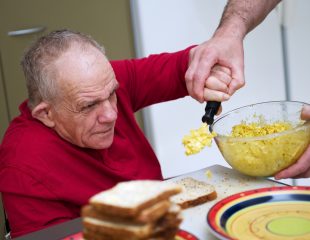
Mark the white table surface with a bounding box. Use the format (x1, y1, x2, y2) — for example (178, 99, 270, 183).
(167, 165, 283, 239)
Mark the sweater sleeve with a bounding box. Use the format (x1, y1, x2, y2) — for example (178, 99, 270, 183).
(111, 46, 194, 112)
(0, 168, 78, 238)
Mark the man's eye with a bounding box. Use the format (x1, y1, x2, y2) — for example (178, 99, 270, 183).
(87, 103, 96, 108)
(82, 103, 96, 111)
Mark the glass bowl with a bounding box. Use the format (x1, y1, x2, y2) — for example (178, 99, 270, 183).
(210, 101, 310, 177)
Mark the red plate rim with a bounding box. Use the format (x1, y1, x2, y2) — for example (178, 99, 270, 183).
(176, 229, 199, 240)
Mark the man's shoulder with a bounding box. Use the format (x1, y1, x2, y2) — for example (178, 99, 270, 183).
(0, 116, 61, 165)
(3, 115, 52, 145)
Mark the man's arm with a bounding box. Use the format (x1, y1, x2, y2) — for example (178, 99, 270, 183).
(217, 0, 281, 39)
(186, 0, 281, 103)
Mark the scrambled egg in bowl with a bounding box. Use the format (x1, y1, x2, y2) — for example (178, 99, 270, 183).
(211, 101, 310, 177)
(217, 121, 310, 176)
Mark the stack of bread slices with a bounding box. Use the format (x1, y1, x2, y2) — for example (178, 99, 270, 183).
(82, 180, 183, 240)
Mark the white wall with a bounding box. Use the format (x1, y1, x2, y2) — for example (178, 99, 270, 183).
(130, 0, 288, 179)
(284, 0, 309, 103)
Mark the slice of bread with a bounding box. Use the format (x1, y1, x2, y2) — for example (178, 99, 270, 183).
(83, 226, 145, 240)
(171, 177, 217, 209)
(83, 217, 153, 239)
(82, 200, 171, 224)
(82, 203, 182, 240)
(153, 214, 183, 236)
(152, 226, 181, 240)
(83, 225, 156, 240)
(155, 204, 182, 229)
(89, 180, 182, 217)
(137, 200, 171, 223)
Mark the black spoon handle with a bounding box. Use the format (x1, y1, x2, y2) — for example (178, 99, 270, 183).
(201, 101, 221, 125)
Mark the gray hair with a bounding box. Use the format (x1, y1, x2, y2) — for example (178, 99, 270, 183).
(21, 29, 105, 109)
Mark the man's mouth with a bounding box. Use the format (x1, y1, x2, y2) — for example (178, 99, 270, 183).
(94, 128, 113, 135)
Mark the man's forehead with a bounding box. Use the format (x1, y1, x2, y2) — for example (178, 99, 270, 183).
(46, 44, 115, 98)
(52, 45, 110, 81)
(57, 44, 107, 65)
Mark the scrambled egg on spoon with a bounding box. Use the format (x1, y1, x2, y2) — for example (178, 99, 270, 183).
(182, 123, 216, 156)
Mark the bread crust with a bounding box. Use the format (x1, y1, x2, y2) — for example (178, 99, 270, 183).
(90, 181, 182, 218)
(83, 218, 153, 239)
(82, 200, 171, 224)
(171, 177, 217, 209)
(178, 190, 217, 209)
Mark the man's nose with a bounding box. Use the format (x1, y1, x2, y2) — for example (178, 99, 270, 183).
(97, 101, 117, 123)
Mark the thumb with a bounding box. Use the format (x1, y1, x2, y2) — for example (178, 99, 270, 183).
(301, 105, 310, 120)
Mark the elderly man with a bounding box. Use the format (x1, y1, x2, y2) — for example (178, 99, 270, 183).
(0, 30, 232, 237)
(0, 0, 285, 237)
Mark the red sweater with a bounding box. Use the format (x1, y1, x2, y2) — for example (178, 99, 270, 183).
(0, 47, 191, 237)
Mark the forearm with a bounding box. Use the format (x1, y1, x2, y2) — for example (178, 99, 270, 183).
(185, 0, 281, 102)
(215, 0, 281, 39)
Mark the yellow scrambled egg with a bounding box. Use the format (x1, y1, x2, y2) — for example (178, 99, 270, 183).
(218, 121, 310, 176)
(230, 121, 292, 137)
(182, 123, 217, 156)
(205, 169, 213, 179)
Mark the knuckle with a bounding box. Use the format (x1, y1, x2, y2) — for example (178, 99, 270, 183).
(185, 71, 193, 82)
(192, 72, 201, 82)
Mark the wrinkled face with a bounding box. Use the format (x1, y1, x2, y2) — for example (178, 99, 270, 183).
(50, 45, 119, 149)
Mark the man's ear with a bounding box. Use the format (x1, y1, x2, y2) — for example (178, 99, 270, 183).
(31, 102, 55, 128)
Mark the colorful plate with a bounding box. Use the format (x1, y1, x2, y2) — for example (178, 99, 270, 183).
(62, 229, 198, 240)
(175, 229, 199, 240)
(207, 186, 310, 240)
